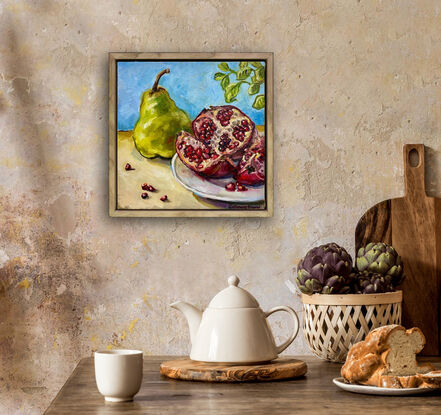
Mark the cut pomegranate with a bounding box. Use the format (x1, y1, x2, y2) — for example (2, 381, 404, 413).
(193, 106, 254, 159)
(235, 132, 265, 186)
(176, 131, 235, 177)
(176, 105, 256, 178)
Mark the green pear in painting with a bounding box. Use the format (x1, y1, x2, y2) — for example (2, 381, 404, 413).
(132, 69, 192, 159)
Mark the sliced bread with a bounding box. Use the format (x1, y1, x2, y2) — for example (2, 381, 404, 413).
(341, 325, 434, 388)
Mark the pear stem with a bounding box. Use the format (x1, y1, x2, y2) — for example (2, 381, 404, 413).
(151, 68, 170, 92)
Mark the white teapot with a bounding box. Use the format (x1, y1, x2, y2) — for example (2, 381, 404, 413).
(171, 275, 299, 363)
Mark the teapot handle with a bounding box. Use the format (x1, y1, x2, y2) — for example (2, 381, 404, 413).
(265, 306, 299, 354)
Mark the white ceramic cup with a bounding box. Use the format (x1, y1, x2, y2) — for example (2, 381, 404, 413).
(94, 349, 143, 402)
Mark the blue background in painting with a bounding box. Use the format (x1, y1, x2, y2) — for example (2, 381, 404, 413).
(117, 61, 265, 131)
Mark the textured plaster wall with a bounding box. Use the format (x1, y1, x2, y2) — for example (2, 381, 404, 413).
(0, 0, 441, 413)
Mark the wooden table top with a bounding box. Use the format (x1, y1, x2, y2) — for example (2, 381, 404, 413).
(44, 356, 441, 415)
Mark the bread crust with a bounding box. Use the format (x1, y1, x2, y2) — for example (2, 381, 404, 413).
(341, 325, 433, 388)
(419, 370, 441, 388)
(376, 374, 424, 388)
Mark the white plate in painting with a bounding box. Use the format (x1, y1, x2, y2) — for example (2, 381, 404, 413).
(333, 377, 436, 396)
(171, 154, 264, 203)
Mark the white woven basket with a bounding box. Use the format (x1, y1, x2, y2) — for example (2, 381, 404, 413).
(301, 291, 402, 363)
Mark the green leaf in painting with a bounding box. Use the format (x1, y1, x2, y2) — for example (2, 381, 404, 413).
(237, 67, 252, 80)
(220, 75, 230, 90)
(248, 83, 260, 95)
(251, 74, 264, 84)
(256, 67, 265, 82)
(218, 62, 230, 72)
(251, 61, 263, 68)
(239, 61, 249, 69)
(252, 94, 265, 110)
(214, 72, 225, 81)
(225, 82, 242, 103)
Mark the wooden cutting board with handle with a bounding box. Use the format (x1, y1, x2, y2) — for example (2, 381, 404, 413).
(355, 144, 441, 355)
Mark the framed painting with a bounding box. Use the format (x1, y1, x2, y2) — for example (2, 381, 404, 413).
(109, 52, 273, 217)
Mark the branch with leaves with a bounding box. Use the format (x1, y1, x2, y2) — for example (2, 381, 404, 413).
(213, 61, 265, 110)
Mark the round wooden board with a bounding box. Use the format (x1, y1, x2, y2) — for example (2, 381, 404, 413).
(160, 357, 307, 382)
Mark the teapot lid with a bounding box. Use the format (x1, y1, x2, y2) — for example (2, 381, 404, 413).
(208, 276, 259, 309)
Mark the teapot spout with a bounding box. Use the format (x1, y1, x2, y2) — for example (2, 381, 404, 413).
(170, 301, 202, 345)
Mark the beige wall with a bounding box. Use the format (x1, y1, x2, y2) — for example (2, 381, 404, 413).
(1, 0, 440, 413)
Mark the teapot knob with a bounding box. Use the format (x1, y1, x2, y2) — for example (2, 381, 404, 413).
(228, 275, 240, 286)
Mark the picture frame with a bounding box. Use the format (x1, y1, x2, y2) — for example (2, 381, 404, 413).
(109, 52, 273, 217)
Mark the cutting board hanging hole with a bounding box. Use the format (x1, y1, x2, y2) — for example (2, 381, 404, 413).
(404, 144, 426, 197)
(408, 148, 420, 168)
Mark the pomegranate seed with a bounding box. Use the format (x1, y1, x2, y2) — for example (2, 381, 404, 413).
(141, 183, 148, 190)
(237, 184, 248, 192)
(141, 192, 148, 199)
(160, 195, 168, 202)
(225, 182, 236, 192)
(125, 163, 134, 171)
(147, 185, 156, 192)
(241, 119, 248, 126)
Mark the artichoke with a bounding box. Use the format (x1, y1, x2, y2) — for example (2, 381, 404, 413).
(353, 271, 394, 294)
(296, 242, 353, 295)
(356, 242, 404, 286)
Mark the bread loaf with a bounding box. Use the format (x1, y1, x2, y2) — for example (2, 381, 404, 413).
(341, 325, 435, 388)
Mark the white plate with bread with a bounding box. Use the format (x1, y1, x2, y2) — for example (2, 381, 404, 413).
(336, 324, 441, 395)
(333, 377, 435, 396)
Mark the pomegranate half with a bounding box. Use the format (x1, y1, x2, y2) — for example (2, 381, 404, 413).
(176, 105, 255, 178)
